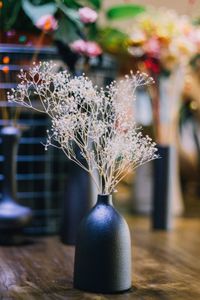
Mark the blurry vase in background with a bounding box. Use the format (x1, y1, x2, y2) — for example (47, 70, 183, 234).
(132, 89, 154, 214)
(133, 162, 153, 215)
(0, 126, 32, 244)
(156, 72, 184, 213)
(132, 70, 184, 224)
(152, 145, 171, 229)
(151, 70, 185, 229)
(60, 164, 94, 245)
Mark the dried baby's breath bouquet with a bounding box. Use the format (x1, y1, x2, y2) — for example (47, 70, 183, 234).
(8, 62, 158, 194)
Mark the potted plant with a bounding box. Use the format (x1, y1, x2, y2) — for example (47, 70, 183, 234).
(8, 61, 158, 293)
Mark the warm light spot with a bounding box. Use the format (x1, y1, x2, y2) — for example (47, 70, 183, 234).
(44, 19, 52, 31)
(2, 66, 9, 74)
(190, 101, 198, 110)
(3, 56, 10, 64)
(0, 1, 3, 9)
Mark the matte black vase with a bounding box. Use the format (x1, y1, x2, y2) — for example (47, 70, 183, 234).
(0, 126, 32, 244)
(152, 145, 172, 230)
(74, 194, 132, 293)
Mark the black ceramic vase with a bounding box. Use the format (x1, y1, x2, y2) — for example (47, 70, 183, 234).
(74, 194, 132, 293)
(152, 145, 172, 230)
(0, 126, 32, 244)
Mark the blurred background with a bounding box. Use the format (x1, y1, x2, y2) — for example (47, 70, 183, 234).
(1, 0, 200, 242)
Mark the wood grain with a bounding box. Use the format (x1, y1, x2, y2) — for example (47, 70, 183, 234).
(0, 217, 200, 299)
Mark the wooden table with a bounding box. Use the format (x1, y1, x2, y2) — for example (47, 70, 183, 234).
(0, 217, 200, 300)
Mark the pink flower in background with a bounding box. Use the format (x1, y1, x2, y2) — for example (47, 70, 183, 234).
(70, 39, 87, 54)
(85, 41, 102, 57)
(36, 15, 58, 32)
(70, 40, 102, 57)
(188, 28, 200, 49)
(78, 7, 98, 23)
(144, 38, 161, 58)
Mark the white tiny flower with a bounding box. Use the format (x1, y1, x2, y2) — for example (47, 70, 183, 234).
(8, 62, 158, 194)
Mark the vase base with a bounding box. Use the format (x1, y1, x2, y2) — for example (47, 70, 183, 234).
(0, 229, 30, 245)
(74, 284, 132, 294)
(0, 202, 32, 229)
(0, 203, 33, 245)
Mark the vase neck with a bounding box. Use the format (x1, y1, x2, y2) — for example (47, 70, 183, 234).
(97, 194, 113, 206)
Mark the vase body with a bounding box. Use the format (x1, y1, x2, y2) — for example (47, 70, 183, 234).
(0, 126, 32, 244)
(152, 145, 171, 229)
(74, 194, 132, 293)
(60, 163, 95, 245)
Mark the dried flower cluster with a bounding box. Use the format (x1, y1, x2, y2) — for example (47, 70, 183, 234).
(8, 62, 158, 194)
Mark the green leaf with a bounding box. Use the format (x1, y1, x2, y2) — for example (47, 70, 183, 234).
(74, 0, 102, 10)
(106, 4, 145, 20)
(97, 27, 128, 54)
(22, 0, 57, 24)
(87, 0, 101, 10)
(2, 1, 22, 30)
(56, 0, 83, 31)
(87, 23, 98, 40)
(62, 0, 81, 8)
(54, 17, 81, 44)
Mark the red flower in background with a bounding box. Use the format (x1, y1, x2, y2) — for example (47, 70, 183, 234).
(144, 58, 160, 74)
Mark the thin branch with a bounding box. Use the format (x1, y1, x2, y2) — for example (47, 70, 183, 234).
(8, 62, 158, 195)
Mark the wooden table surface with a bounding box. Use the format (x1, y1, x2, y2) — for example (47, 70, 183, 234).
(0, 217, 200, 300)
